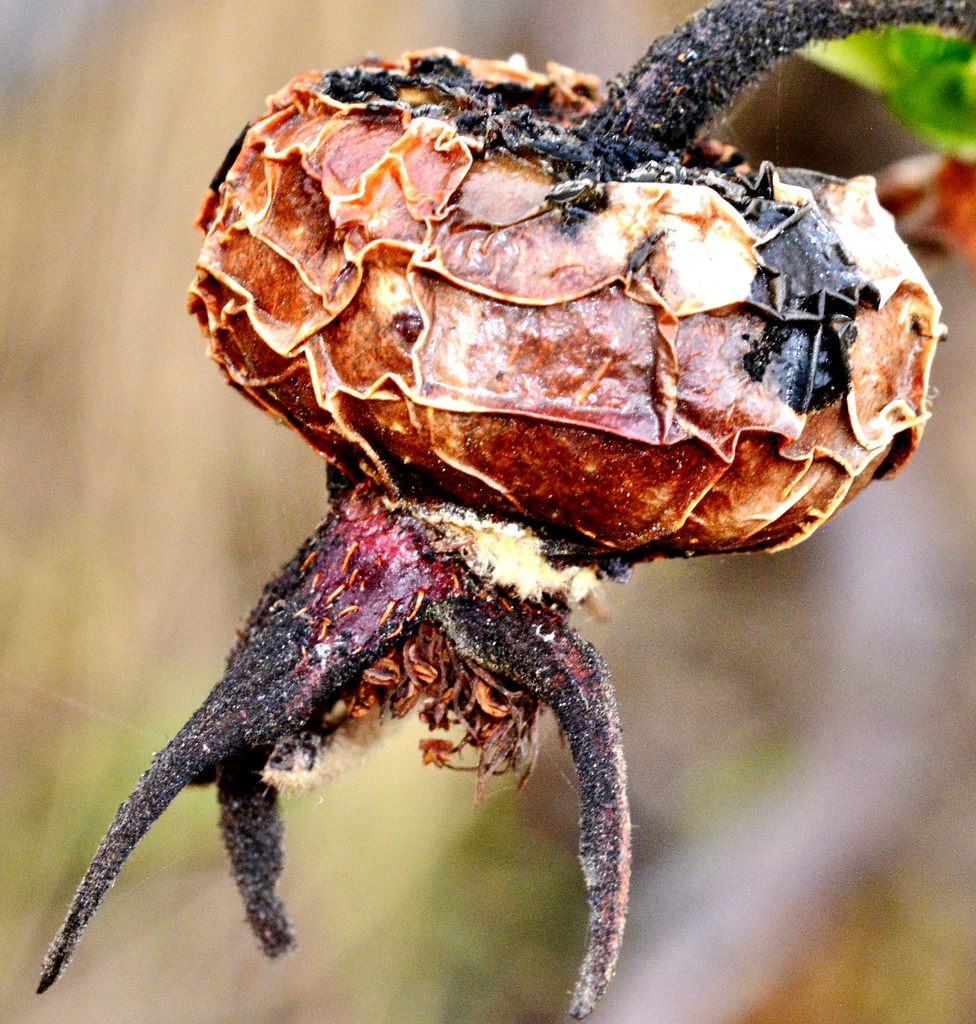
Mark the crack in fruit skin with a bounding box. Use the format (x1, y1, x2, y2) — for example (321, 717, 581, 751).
(41, 17, 951, 1020)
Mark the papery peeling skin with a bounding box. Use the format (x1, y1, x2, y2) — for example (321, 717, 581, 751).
(189, 51, 944, 555)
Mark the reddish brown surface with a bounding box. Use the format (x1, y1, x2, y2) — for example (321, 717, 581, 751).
(354, 621, 541, 800)
(190, 52, 943, 555)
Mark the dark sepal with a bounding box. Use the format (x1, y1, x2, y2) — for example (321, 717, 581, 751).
(429, 593, 630, 1020)
(36, 562, 323, 993)
(217, 750, 295, 956)
(38, 482, 463, 993)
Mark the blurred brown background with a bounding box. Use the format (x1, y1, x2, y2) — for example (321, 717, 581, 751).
(4, 1, 976, 1022)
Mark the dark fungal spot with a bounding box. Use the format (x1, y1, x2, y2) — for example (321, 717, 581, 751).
(547, 178, 607, 209)
(313, 54, 675, 182)
(407, 53, 483, 93)
(392, 310, 423, 345)
(407, 103, 451, 119)
(627, 229, 664, 275)
(314, 54, 573, 130)
(743, 301, 857, 413)
(545, 177, 609, 228)
(737, 160, 776, 200)
(410, 53, 545, 111)
(315, 67, 405, 105)
(734, 170, 876, 414)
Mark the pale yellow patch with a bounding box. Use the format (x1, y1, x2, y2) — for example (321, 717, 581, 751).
(417, 504, 601, 604)
(262, 707, 385, 795)
(771, 174, 815, 208)
(643, 183, 758, 315)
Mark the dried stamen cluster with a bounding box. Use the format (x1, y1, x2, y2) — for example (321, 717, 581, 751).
(352, 621, 541, 797)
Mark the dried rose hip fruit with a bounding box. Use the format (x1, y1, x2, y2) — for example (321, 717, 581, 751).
(190, 52, 942, 554)
(41, 1, 969, 1017)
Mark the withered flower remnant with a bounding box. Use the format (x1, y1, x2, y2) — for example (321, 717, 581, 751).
(41, 0, 968, 1017)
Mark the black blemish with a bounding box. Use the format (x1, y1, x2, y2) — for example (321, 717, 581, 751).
(752, 202, 813, 244)
(315, 53, 787, 187)
(861, 281, 882, 310)
(627, 238, 655, 275)
(547, 178, 606, 208)
(744, 306, 857, 412)
(410, 103, 451, 119)
(594, 556, 633, 584)
(316, 55, 551, 126)
(736, 172, 874, 415)
(392, 309, 423, 345)
(208, 122, 250, 194)
(316, 67, 405, 105)
(328, 262, 358, 304)
(627, 229, 664, 275)
(760, 210, 861, 303)
(545, 177, 609, 229)
(737, 160, 776, 200)
(408, 53, 482, 91)
(768, 324, 821, 410)
(314, 55, 676, 184)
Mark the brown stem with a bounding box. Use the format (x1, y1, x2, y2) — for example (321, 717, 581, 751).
(36, 577, 324, 994)
(587, 0, 976, 153)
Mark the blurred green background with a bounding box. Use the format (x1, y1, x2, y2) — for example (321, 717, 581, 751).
(4, 2, 976, 1022)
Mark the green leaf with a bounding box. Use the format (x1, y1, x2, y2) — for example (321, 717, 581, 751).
(806, 32, 898, 93)
(805, 28, 976, 158)
(888, 62, 976, 158)
(888, 27, 972, 68)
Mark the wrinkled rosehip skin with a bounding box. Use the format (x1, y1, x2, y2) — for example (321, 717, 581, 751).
(189, 51, 943, 555)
